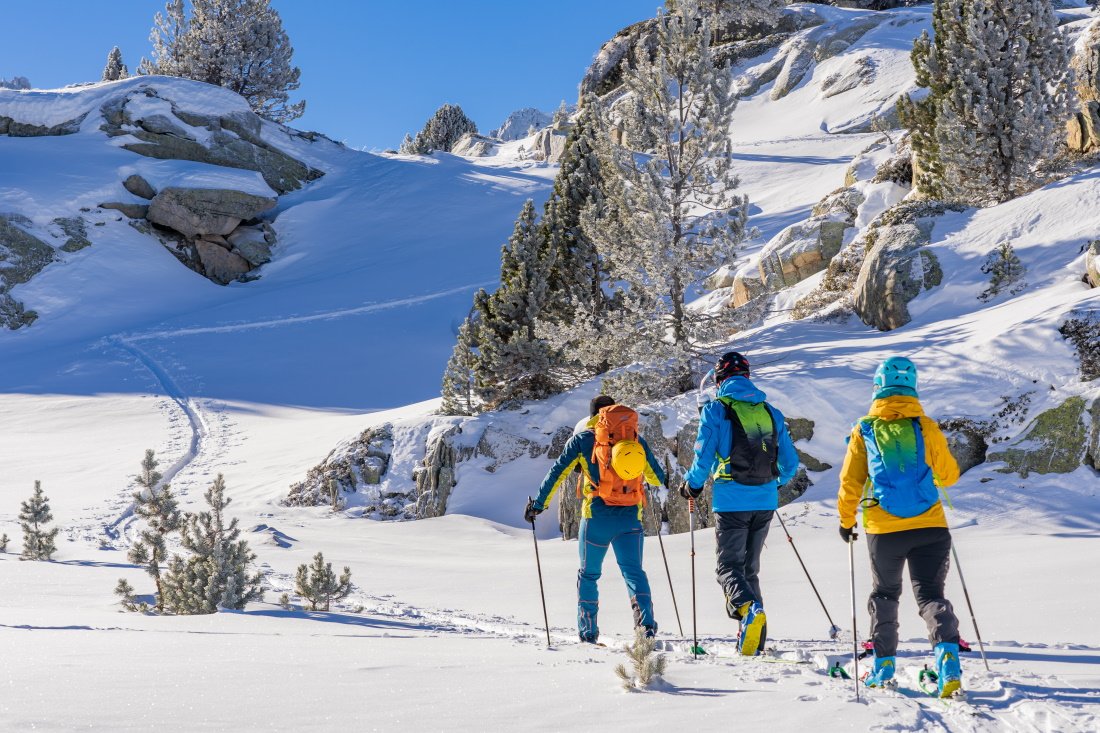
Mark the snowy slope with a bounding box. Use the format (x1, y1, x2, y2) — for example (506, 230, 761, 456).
(0, 5, 1098, 731)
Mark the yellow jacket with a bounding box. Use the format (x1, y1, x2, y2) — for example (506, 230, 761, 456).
(838, 396, 960, 534)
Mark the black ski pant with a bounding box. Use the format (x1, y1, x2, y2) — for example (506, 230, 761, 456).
(866, 526, 961, 658)
(714, 510, 773, 619)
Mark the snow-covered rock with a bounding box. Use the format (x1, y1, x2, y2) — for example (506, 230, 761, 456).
(147, 187, 276, 239)
(852, 211, 943, 331)
(1087, 239, 1100, 287)
(490, 107, 553, 141)
(451, 132, 497, 157)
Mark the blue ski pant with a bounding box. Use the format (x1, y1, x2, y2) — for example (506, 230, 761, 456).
(577, 507, 654, 642)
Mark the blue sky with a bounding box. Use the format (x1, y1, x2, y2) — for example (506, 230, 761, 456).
(1, 0, 654, 149)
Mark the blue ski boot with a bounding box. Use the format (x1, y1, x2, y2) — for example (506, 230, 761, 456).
(737, 602, 767, 656)
(863, 655, 897, 689)
(934, 642, 962, 698)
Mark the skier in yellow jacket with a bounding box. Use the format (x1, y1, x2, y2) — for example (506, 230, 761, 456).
(838, 356, 963, 698)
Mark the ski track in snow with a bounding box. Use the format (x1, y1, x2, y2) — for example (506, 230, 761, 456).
(95, 282, 492, 544)
(101, 336, 209, 542)
(119, 282, 493, 343)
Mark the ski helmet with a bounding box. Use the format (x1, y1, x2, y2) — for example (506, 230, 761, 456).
(590, 394, 615, 417)
(873, 356, 918, 400)
(611, 439, 646, 481)
(715, 351, 750, 384)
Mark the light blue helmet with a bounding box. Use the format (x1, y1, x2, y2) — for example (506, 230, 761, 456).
(873, 356, 918, 400)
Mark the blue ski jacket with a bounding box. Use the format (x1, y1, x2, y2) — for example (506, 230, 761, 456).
(684, 376, 799, 512)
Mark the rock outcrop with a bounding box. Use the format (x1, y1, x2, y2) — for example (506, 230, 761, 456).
(0, 215, 55, 329)
(758, 188, 862, 292)
(529, 125, 570, 163)
(988, 397, 1090, 477)
(451, 133, 497, 157)
(938, 418, 990, 475)
(101, 87, 323, 195)
(853, 204, 949, 331)
(0, 112, 87, 137)
(286, 424, 395, 511)
(415, 427, 460, 519)
(1066, 102, 1100, 154)
(1086, 240, 1099, 288)
(147, 187, 276, 239)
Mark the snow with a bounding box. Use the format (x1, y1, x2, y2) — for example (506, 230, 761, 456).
(1, 5, 1099, 730)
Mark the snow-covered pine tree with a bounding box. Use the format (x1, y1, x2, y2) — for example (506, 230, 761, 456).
(582, 0, 749, 392)
(139, 0, 188, 77)
(408, 104, 478, 153)
(294, 552, 352, 611)
(0, 533, 8, 552)
(19, 481, 59, 561)
(440, 313, 481, 416)
(978, 242, 1026, 301)
(161, 474, 264, 614)
(552, 100, 570, 127)
(474, 200, 559, 408)
(141, 0, 305, 122)
(899, 0, 1072, 205)
(126, 450, 181, 612)
(536, 98, 620, 383)
(102, 46, 129, 81)
(0, 76, 32, 90)
(399, 132, 423, 154)
(114, 578, 140, 612)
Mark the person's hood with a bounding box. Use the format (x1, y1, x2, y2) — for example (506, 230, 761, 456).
(867, 395, 926, 420)
(717, 375, 766, 404)
(574, 415, 596, 435)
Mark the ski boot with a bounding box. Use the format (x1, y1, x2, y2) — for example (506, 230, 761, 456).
(736, 601, 767, 656)
(862, 655, 897, 689)
(933, 642, 963, 698)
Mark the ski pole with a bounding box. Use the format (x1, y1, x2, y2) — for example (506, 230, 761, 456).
(951, 543, 990, 672)
(775, 512, 841, 640)
(658, 503, 684, 637)
(527, 497, 551, 648)
(687, 498, 705, 657)
(847, 530, 859, 702)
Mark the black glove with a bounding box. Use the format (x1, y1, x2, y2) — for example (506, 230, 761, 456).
(678, 480, 703, 501)
(839, 525, 857, 543)
(524, 498, 543, 524)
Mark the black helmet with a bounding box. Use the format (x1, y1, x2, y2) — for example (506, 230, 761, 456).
(590, 394, 616, 416)
(714, 351, 750, 384)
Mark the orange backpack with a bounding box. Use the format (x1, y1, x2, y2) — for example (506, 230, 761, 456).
(588, 405, 647, 506)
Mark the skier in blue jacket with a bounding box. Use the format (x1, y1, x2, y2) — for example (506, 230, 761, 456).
(680, 351, 799, 656)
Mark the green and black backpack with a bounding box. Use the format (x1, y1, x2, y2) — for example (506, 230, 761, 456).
(714, 397, 779, 485)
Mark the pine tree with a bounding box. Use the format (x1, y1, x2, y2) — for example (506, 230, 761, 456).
(115, 578, 140, 611)
(162, 474, 264, 614)
(583, 0, 749, 388)
(614, 627, 668, 691)
(473, 200, 559, 408)
(102, 46, 129, 81)
(406, 104, 478, 154)
(899, 0, 1072, 205)
(140, 0, 305, 122)
(536, 98, 619, 381)
(294, 552, 352, 611)
(0, 533, 8, 552)
(0, 76, 32, 90)
(126, 450, 181, 612)
(978, 242, 1027, 302)
(19, 481, 59, 561)
(440, 313, 481, 416)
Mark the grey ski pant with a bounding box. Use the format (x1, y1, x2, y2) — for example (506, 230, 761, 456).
(867, 527, 961, 657)
(714, 510, 773, 619)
